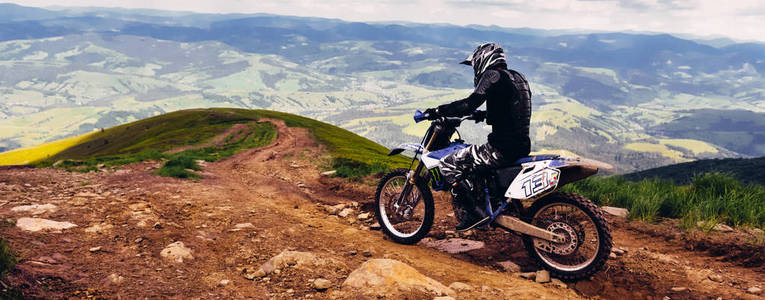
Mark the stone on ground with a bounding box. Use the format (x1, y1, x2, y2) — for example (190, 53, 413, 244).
(448, 281, 473, 292)
(342, 259, 455, 298)
(338, 208, 353, 218)
(325, 204, 345, 215)
(496, 260, 521, 273)
(535, 270, 551, 283)
(160, 241, 194, 263)
(420, 238, 485, 254)
(601, 206, 628, 218)
(747, 287, 762, 295)
(320, 170, 337, 176)
(313, 278, 332, 290)
(11, 204, 58, 215)
(16, 217, 77, 232)
(713, 223, 734, 232)
(256, 251, 340, 276)
(108, 273, 125, 284)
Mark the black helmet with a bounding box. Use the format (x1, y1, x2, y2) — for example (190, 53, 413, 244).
(461, 43, 506, 86)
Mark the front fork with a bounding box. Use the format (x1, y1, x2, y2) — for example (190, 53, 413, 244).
(393, 162, 427, 217)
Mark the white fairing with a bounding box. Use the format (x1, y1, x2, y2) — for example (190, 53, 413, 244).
(420, 151, 442, 169)
(505, 160, 561, 199)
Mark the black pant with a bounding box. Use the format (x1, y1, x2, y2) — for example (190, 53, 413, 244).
(440, 142, 510, 188)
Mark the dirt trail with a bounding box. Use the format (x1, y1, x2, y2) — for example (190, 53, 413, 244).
(1, 119, 762, 299)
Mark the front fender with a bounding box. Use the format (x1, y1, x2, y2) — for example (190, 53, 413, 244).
(388, 143, 424, 156)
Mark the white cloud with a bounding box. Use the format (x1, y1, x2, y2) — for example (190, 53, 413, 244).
(6, 0, 765, 41)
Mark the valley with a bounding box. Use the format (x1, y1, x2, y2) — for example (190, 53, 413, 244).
(1, 4, 764, 172)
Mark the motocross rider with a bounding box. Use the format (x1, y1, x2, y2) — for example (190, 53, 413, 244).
(424, 43, 532, 232)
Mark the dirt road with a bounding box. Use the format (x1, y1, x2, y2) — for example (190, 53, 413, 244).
(1, 120, 762, 299)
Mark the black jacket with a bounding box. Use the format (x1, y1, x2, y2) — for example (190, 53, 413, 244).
(436, 68, 532, 158)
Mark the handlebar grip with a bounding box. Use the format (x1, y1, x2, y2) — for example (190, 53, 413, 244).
(413, 110, 427, 123)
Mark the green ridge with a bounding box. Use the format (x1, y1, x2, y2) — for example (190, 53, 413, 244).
(30, 108, 408, 178)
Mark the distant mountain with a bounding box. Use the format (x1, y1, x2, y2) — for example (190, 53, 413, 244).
(0, 3, 763, 173)
(623, 157, 765, 185)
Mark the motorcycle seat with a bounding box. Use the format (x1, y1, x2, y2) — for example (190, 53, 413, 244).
(511, 154, 560, 165)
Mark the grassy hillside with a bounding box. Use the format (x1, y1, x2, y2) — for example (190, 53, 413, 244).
(564, 173, 764, 229)
(0, 108, 410, 178)
(623, 157, 765, 185)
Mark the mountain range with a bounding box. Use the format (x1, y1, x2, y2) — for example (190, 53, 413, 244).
(1, 3, 763, 172)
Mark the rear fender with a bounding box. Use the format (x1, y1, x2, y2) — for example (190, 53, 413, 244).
(552, 157, 612, 187)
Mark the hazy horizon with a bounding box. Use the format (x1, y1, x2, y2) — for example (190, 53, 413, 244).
(4, 0, 765, 43)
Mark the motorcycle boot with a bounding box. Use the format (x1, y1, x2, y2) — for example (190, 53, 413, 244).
(451, 180, 489, 232)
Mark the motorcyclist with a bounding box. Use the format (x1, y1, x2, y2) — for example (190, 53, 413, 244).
(424, 43, 532, 231)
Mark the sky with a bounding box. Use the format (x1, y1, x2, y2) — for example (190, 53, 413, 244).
(7, 0, 765, 42)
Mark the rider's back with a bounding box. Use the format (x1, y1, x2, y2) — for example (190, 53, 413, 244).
(485, 68, 532, 160)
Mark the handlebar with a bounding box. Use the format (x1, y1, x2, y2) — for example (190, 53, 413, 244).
(413, 110, 485, 124)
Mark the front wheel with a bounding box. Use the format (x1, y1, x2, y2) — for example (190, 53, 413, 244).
(375, 168, 434, 245)
(522, 192, 612, 280)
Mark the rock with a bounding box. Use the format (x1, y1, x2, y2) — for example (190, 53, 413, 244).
(243, 267, 266, 280)
(350, 201, 359, 208)
(747, 287, 762, 295)
(519, 272, 536, 280)
(325, 204, 345, 215)
(670, 286, 688, 292)
(551, 278, 567, 288)
(160, 241, 193, 263)
(84, 223, 114, 234)
(434, 297, 456, 300)
(601, 206, 628, 218)
(496, 261, 521, 273)
(420, 238, 484, 254)
(257, 251, 341, 276)
(219, 279, 230, 286)
(448, 282, 473, 292)
(338, 208, 354, 218)
(342, 259, 455, 298)
(713, 223, 734, 232)
(369, 222, 381, 230)
(11, 204, 58, 215)
(297, 182, 308, 188)
(321, 170, 337, 176)
(612, 248, 626, 256)
(89, 246, 102, 252)
(609, 252, 618, 259)
(108, 273, 124, 284)
(357, 212, 370, 220)
(16, 217, 77, 232)
(230, 223, 255, 232)
(535, 270, 551, 283)
(313, 278, 332, 290)
(707, 273, 723, 283)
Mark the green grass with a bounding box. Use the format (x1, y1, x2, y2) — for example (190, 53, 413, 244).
(0, 237, 15, 277)
(22, 108, 408, 179)
(563, 172, 765, 229)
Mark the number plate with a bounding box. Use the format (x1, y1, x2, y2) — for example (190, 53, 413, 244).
(505, 167, 561, 199)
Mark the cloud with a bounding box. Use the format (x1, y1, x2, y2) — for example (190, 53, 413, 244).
(6, 0, 765, 41)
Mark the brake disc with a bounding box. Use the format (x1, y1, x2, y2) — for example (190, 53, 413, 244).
(533, 221, 579, 255)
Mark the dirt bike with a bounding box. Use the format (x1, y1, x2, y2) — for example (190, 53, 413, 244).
(374, 109, 613, 280)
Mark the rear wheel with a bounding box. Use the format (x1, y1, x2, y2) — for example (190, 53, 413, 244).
(522, 192, 612, 280)
(374, 168, 434, 245)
